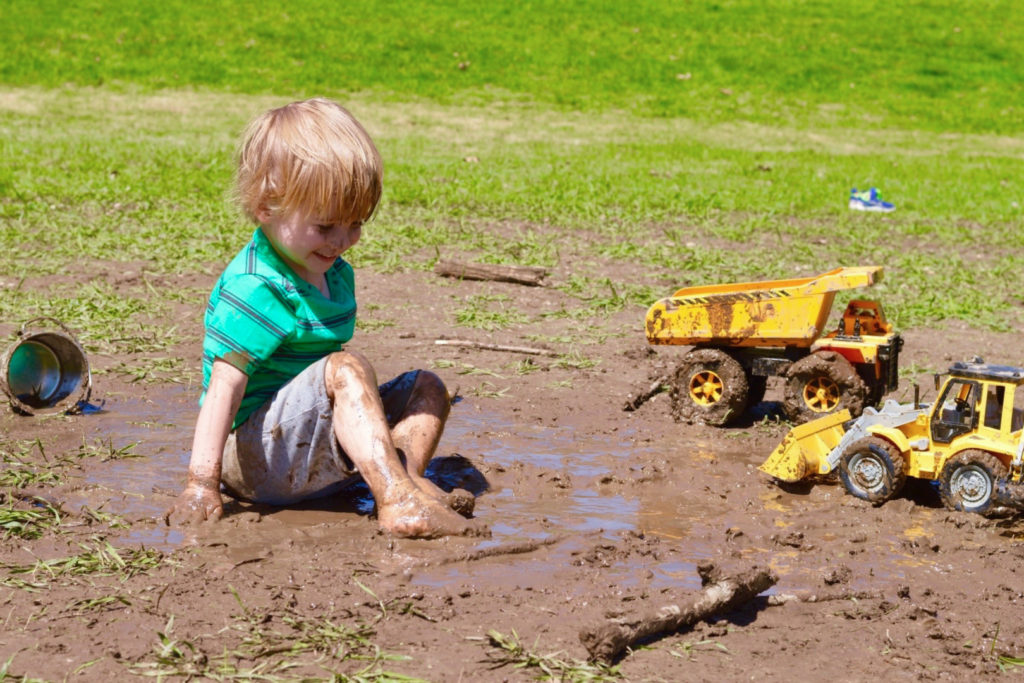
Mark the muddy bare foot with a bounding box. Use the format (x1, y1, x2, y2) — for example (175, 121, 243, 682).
(409, 474, 476, 517)
(377, 486, 489, 539)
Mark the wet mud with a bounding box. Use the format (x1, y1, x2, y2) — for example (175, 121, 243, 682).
(4, 267, 1024, 681)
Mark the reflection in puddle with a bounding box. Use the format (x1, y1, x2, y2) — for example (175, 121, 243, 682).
(903, 515, 933, 540)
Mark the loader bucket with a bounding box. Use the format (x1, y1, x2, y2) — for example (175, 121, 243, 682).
(759, 409, 852, 482)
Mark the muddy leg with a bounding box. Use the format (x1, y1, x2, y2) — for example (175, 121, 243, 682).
(385, 370, 475, 517)
(324, 351, 486, 538)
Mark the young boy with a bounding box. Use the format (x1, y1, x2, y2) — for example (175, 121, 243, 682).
(164, 98, 484, 539)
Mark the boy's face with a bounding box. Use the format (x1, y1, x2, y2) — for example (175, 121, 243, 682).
(259, 208, 362, 288)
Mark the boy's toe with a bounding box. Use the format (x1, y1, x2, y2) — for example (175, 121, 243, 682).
(446, 488, 475, 517)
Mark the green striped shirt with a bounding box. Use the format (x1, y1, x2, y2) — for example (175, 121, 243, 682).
(201, 227, 356, 429)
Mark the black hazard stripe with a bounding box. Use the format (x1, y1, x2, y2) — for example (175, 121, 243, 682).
(670, 289, 793, 307)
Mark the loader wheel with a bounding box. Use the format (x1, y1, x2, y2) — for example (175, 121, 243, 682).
(783, 351, 868, 423)
(939, 450, 1007, 514)
(670, 349, 749, 427)
(839, 437, 906, 504)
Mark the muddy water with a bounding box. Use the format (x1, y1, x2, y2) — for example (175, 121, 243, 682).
(68, 387, 950, 593)
(72, 386, 197, 548)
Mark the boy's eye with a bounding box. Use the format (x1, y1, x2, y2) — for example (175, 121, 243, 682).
(317, 224, 333, 233)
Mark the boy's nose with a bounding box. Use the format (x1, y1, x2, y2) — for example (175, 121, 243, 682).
(328, 230, 348, 249)
(336, 229, 359, 250)
(324, 224, 360, 253)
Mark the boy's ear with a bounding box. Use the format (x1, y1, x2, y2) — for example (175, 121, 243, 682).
(255, 205, 273, 224)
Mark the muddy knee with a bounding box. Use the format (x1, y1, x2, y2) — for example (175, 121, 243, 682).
(324, 351, 378, 398)
(411, 370, 452, 418)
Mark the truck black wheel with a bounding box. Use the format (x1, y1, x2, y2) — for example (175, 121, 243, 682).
(670, 349, 749, 427)
(939, 450, 1007, 514)
(839, 436, 906, 504)
(865, 381, 886, 409)
(783, 351, 868, 423)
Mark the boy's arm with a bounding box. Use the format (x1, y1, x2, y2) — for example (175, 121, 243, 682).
(164, 359, 248, 526)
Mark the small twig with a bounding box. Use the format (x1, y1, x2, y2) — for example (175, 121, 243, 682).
(434, 339, 558, 357)
(408, 537, 565, 568)
(434, 260, 548, 286)
(622, 374, 670, 412)
(766, 590, 885, 605)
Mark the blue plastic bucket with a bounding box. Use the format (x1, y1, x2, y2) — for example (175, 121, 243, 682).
(1, 318, 91, 415)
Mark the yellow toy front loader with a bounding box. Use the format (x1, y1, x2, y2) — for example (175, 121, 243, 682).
(760, 360, 1024, 515)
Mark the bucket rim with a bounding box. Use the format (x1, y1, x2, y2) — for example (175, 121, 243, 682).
(1, 321, 92, 415)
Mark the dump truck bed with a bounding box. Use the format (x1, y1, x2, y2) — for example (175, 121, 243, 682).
(645, 266, 884, 348)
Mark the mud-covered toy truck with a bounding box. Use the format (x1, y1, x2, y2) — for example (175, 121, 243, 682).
(760, 359, 1024, 514)
(644, 266, 902, 426)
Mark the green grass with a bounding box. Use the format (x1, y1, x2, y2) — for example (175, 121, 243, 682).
(481, 629, 621, 681)
(452, 294, 530, 331)
(73, 437, 143, 461)
(1, 1, 1021, 134)
(0, 438, 62, 489)
(0, 3, 1022, 354)
(130, 596, 426, 682)
(0, 467, 61, 489)
(1, 89, 1022, 349)
(0, 655, 49, 683)
(0, 499, 63, 540)
(2, 538, 164, 582)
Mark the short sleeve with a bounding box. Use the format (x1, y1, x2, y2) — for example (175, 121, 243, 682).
(204, 274, 295, 376)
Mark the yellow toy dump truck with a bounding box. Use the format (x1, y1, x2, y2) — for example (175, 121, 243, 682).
(644, 266, 901, 426)
(760, 360, 1024, 514)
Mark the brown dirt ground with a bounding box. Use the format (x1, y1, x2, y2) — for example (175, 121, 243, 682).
(4, 252, 1024, 682)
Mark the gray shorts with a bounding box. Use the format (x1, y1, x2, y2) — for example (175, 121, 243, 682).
(220, 357, 420, 505)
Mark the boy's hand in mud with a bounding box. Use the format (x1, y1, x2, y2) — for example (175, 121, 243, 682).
(163, 476, 223, 526)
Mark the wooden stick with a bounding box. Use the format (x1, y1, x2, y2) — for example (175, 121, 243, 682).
(434, 259, 548, 287)
(409, 536, 565, 568)
(434, 339, 558, 356)
(622, 374, 670, 412)
(579, 566, 778, 663)
(767, 590, 884, 605)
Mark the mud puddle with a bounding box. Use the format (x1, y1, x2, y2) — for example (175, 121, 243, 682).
(59, 386, 958, 594)
(67, 385, 197, 548)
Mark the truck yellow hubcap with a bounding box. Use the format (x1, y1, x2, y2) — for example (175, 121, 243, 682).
(803, 377, 840, 412)
(689, 371, 723, 406)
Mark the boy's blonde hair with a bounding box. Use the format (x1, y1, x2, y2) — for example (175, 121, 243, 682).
(235, 98, 383, 225)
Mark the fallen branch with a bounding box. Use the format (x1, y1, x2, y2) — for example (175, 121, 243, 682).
(434, 339, 558, 357)
(622, 374, 670, 412)
(434, 260, 549, 287)
(579, 565, 777, 664)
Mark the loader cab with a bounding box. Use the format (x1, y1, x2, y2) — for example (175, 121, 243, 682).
(931, 378, 979, 444)
(930, 362, 1024, 444)
(982, 383, 1024, 433)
